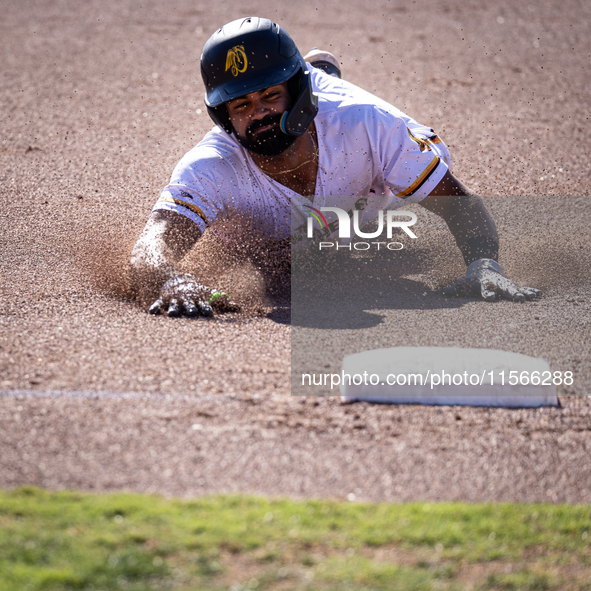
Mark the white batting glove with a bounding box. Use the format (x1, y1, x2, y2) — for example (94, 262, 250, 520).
(443, 259, 542, 302)
(149, 273, 240, 317)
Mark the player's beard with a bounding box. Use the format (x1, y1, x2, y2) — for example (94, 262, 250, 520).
(234, 113, 297, 156)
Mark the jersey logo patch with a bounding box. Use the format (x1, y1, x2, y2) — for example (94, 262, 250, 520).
(225, 45, 248, 77)
(407, 127, 432, 152)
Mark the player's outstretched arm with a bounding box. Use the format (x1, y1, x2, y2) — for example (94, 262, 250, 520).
(129, 210, 239, 316)
(420, 171, 541, 302)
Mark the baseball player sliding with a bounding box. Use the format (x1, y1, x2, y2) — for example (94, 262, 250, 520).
(130, 17, 541, 317)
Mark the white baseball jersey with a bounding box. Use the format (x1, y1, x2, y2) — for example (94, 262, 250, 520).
(152, 66, 451, 245)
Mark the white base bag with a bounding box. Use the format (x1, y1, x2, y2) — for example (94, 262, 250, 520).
(340, 347, 558, 407)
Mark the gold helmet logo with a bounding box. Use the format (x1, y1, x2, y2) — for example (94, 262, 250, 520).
(225, 45, 248, 77)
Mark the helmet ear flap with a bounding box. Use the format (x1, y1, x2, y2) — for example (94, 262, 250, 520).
(207, 104, 233, 135)
(280, 69, 318, 136)
(286, 68, 301, 103)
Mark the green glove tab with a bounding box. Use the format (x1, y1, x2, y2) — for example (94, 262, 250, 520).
(209, 291, 228, 304)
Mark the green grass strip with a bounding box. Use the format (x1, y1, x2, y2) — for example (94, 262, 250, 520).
(0, 487, 590, 590)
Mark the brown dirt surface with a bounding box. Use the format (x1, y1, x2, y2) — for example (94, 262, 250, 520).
(1, 0, 590, 503)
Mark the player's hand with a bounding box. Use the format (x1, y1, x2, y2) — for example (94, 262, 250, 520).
(443, 259, 542, 302)
(148, 273, 240, 317)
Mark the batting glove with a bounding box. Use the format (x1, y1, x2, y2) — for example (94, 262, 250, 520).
(148, 273, 240, 317)
(443, 259, 542, 302)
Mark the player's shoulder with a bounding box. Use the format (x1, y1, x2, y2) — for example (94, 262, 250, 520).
(310, 66, 406, 122)
(181, 127, 243, 164)
(171, 126, 246, 180)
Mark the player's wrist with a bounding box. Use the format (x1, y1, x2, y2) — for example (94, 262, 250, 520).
(466, 258, 504, 277)
(459, 236, 499, 266)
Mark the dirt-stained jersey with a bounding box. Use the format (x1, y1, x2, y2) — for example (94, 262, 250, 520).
(152, 65, 451, 243)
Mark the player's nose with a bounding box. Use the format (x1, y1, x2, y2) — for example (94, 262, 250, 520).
(250, 101, 272, 120)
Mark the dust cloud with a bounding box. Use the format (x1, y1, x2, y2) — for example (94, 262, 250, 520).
(76, 214, 291, 316)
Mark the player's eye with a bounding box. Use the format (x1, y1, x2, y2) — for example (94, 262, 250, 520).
(262, 88, 280, 100)
(230, 101, 248, 111)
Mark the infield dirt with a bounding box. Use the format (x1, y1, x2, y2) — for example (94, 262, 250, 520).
(1, 0, 590, 502)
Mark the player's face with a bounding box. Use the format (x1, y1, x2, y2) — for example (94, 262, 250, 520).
(226, 83, 297, 156)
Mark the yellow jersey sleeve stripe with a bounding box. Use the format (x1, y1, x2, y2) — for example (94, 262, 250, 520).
(158, 195, 210, 227)
(396, 154, 441, 198)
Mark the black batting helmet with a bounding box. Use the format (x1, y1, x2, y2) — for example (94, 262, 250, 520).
(200, 17, 318, 136)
